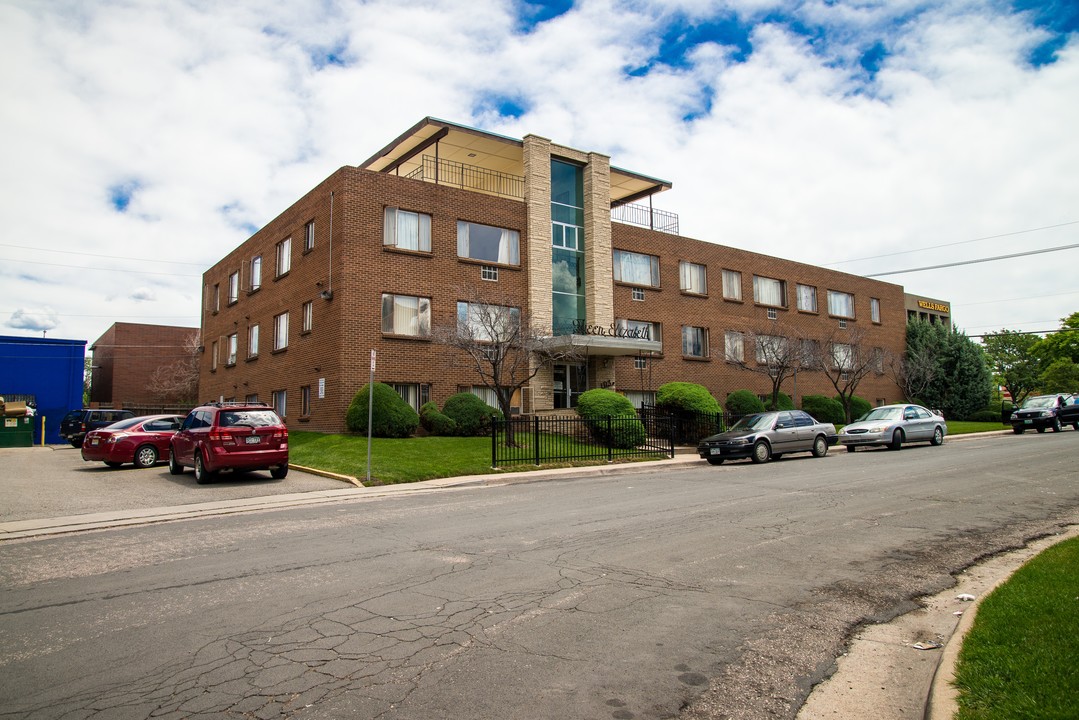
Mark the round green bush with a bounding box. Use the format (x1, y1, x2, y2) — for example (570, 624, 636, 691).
(767, 392, 795, 411)
(967, 409, 1000, 423)
(724, 389, 765, 416)
(442, 392, 503, 436)
(576, 388, 647, 449)
(346, 383, 419, 438)
(801, 395, 845, 425)
(840, 395, 872, 421)
(419, 401, 457, 436)
(655, 382, 721, 415)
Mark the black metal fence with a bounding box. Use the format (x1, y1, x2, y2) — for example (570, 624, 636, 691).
(492, 414, 674, 467)
(637, 406, 732, 445)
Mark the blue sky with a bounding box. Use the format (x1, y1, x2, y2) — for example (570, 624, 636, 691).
(0, 0, 1076, 343)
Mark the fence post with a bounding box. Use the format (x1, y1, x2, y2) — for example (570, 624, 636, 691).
(533, 415, 541, 466)
(607, 416, 613, 463)
(491, 416, 497, 468)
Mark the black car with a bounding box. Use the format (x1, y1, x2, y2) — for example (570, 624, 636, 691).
(59, 408, 135, 447)
(1010, 394, 1078, 434)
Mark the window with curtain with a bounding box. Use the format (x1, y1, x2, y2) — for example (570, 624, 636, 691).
(797, 284, 817, 312)
(381, 294, 431, 337)
(226, 333, 237, 365)
(302, 301, 313, 333)
(724, 331, 744, 362)
(391, 383, 430, 412)
(679, 261, 707, 295)
(870, 297, 881, 323)
(682, 326, 708, 358)
(753, 276, 786, 307)
(755, 334, 788, 363)
(273, 312, 289, 350)
(228, 272, 239, 304)
(384, 208, 432, 252)
(828, 290, 855, 318)
(276, 238, 291, 276)
(457, 301, 519, 342)
(613, 250, 660, 287)
(832, 342, 854, 370)
(272, 389, 286, 418)
(250, 255, 262, 291)
(303, 220, 315, 252)
(615, 318, 660, 343)
(248, 324, 259, 358)
(457, 221, 519, 265)
(721, 269, 742, 300)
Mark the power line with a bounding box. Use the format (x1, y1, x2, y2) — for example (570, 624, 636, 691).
(0, 257, 203, 277)
(0, 243, 208, 266)
(865, 243, 1079, 277)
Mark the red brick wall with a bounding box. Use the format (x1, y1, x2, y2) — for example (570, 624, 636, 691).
(90, 323, 198, 407)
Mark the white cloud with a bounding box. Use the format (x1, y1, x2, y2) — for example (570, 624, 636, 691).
(5, 307, 60, 333)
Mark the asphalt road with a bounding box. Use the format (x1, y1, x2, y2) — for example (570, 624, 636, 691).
(1, 432, 1077, 720)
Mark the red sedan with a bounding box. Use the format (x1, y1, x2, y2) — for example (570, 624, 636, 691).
(81, 415, 184, 469)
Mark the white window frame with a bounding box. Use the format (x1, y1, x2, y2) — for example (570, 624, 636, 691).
(615, 318, 661, 343)
(752, 275, 786, 307)
(871, 297, 881, 323)
(633, 356, 647, 370)
(613, 249, 660, 288)
(722, 269, 742, 301)
(273, 312, 289, 351)
(384, 207, 432, 252)
(303, 220, 315, 252)
(724, 331, 744, 362)
(226, 333, 237, 365)
(828, 290, 855, 319)
(248, 323, 259, 359)
(457, 220, 519, 265)
(228, 272, 239, 305)
(481, 265, 498, 281)
(682, 326, 708, 358)
(302, 300, 313, 333)
(250, 255, 262, 291)
(679, 261, 707, 295)
(796, 284, 817, 313)
(276, 237, 291, 277)
(382, 294, 431, 337)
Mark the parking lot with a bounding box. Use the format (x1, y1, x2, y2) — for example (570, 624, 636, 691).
(0, 446, 349, 524)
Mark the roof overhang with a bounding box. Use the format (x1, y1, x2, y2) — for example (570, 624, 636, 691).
(540, 334, 664, 357)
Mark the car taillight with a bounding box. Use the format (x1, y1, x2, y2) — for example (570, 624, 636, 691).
(272, 428, 288, 439)
(208, 431, 236, 446)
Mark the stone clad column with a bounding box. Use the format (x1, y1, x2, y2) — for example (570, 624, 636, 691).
(523, 135, 554, 411)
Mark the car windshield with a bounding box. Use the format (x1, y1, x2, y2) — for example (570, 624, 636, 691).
(860, 407, 902, 422)
(1021, 396, 1057, 409)
(104, 417, 144, 431)
(729, 413, 776, 431)
(219, 410, 281, 428)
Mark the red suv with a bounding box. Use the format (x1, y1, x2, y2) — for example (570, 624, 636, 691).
(169, 403, 289, 484)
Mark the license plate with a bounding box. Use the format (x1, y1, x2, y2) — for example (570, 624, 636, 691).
(90, 438, 99, 446)
(244, 436, 262, 445)
(1024, 419, 1032, 425)
(709, 448, 722, 455)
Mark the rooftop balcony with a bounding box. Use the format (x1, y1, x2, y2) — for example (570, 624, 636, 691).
(611, 202, 680, 235)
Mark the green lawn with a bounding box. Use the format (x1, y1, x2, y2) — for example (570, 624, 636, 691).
(952, 535, 1079, 719)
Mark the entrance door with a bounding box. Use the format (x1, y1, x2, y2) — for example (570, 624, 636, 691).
(553, 364, 587, 409)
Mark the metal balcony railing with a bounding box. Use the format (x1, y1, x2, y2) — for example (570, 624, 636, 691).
(404, 155, 525, 200)
(611, 202, 680, 235)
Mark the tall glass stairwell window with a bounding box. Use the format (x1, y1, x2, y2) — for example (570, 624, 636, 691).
(551, 159, 585, 335)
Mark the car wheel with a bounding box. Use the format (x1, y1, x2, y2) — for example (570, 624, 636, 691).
(930, 426, 944, 446)
(270, 464, 289, 479)
(889, 429, 904, 450)
(193, 452, 215, 484)
(1013, 426, 1025, 434)
(846, 445, 857, 453)
(1036, 426, 1046, 434)
(811, 435, 828, 458)
(706, 458, 724, 466)
(104, 461, 123, 468)
(134, 445, 158, 469)
(1051, 417, 1062, 433)
(750, 440, 771, 464)
(168, 448, 184, 475)
(1073, 422, 1079, 431)
(70, 438, 82, 448)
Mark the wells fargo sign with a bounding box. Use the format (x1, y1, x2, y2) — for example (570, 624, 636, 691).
(917, 300, 950, 313)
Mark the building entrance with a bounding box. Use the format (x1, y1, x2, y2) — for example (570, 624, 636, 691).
(552, 363, 587, 409)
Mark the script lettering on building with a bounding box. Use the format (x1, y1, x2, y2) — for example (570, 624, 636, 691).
(916, 300, 950, 313)
(571, 320, 652, 340)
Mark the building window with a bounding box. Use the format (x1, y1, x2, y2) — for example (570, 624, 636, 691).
(873, 347, 884, 373)
(623, 390, 655, 409)
(390, 383, 431, 413)
(615, 319, 661, 343)
(724, 331, 744, 362)
(212, 284, 220, 313)
(682, 326, 708, 358)
(767, 308, 778, 320)
(722, 269, 742, 301)
(382, 294, 431, 337)
(303, 220, 315, 252)
(457, 220, 519, 265)
(797, 284, 817, 313)
(301, 385, 311, 416)
(210, 340, 218, 371)
(679, 261, 707, 295)
(302, 301, 313, 333)
(248, 324, 259, 359)
(613, 250, 660, 287)
(827, 290, 855, 319)
(245, 393, 258, 403)
(871, 297, 881, 323)
(756, 334, 788, 364)
(634, 357, 647, 370)
(228, 272, 239, 305)
(250, 256, 262, 291)
(631, 287, 645, 301)
(481, 265, 498, 281)
(384, 207, 431, 252)
(832, 342, 854, 370)
(276, 238, 291, 277)
(753, 275, 786, 307)
(457, 301, 519, 342)
(226, 333, 237, 366)
(273, 312, 289, 351)
(272, 389, 286, 418)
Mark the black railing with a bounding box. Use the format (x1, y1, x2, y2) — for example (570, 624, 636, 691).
(405, 155, 525, 200)
(492, 414, 674, 467)
(611, 202, 680, 235)
(638, 406, 734, 445)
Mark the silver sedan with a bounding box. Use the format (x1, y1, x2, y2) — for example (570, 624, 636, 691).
(697, 410, 838, 465)
(839, 404, 947, 452)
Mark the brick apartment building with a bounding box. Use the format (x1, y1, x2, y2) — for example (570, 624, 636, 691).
(91, 322, 199, 408)
(198, 117, 915, 432)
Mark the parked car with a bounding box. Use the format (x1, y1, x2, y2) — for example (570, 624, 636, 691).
(169, 402, 289, 484)
(839, 404, 947, 451)
(60, 408, 135, 448)
(81, 414, 184, 468)
(1010, 394, 1077, 433)
(697, 410, 838, 465)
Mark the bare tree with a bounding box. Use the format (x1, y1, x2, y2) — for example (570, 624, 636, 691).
(431, 290, 582, 445)
(728, 324, 812, 409)
(804, 327, 880, 422)
(146, 330, 201, 405)
(885, 346, 937, 403)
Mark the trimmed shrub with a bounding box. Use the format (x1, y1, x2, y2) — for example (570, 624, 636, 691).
(419, 401, 457, 436)
(576, 388, 647, 449)
(767, 392, 795, 411)
(802, 395, 845, 425)
(442, 392, 503, 436)
(725, 389, 765, 416)
(346, 383, 419, 438)
(655, 382, 722, 415)
(967, 409, 1001, 423)
(840, 395, 872, 421)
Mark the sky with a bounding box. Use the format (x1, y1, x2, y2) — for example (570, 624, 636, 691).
(1, 0, 1077, 349)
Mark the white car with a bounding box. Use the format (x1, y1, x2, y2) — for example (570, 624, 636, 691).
(839, 404, 947, 452)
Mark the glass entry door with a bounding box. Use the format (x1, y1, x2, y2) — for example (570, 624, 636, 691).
(553, 363, 587, 409)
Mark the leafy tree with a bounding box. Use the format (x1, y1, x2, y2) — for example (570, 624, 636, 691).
(1033, 312, 1079, 365)
(1039, 359, 1079, 393)
(982, 329, 1044, 405)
